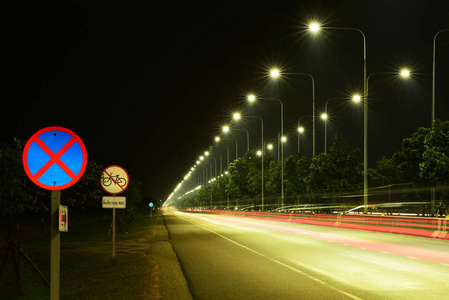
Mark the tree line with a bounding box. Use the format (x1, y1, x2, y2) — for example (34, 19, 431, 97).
(172, 120, 449, 209)
(0, 139, 144, 220)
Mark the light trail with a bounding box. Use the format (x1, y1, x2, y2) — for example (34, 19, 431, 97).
(173, 211, 449, 265)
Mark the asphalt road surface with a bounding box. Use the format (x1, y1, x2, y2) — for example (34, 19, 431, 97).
(164, 211, 449, 300)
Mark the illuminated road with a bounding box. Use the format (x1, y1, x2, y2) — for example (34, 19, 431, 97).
(164, 211, 449, 300)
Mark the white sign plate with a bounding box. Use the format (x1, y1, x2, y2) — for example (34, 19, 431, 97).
(102, 196, 126, 209)
(100, 165, 129, 195)
(59, 205, 68, 232)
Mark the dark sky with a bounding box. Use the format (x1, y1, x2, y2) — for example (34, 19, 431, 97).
(4, 0, 449, 200)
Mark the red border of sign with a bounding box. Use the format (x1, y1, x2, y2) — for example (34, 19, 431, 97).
(100, 165, 129, 195)
(22, 126, 88, 191)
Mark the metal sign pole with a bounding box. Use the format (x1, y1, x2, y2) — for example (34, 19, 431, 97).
(112, 194, 116, 259)
(50, 190, 60, 300)
(112, 207, 116, 258)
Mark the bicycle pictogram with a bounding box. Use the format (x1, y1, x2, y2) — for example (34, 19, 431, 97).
(101, 173, 127, 187)
(100, 165, 129, 195)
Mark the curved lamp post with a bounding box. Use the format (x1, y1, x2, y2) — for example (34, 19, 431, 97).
(270, 69, 316, 157)
(248, 94, 285, 210)
(235, 113, 265, 210)
(432, 29, 448, 123)
(307, 22, 368, 212)
(321, 95, 361, 153)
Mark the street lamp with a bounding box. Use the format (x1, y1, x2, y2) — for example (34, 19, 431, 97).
(362, 69, 411, 212)
(307, 23, 367, 212)
(297, 126, 305, 155)
(231, 113, 250, 153)
(269, 69, 316, 157)
(222, 126, 238, 160)
(204, 150, 218, 178)
(432, 29, 448, 123)
(431, 29, 448, 215)
(247, 94, 285, 210)
(215, 136, 230, 170)
(297, 116, 313, 155)
(321, 95, 361, 154)
(237, 114, 265, 209)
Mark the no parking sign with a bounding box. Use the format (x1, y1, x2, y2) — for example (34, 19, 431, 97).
(22, 126, 88, 190)
(22, 126, 88, 299)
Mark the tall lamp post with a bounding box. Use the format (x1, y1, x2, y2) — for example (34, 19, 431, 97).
(248, 94, 286, 210)
(297, 116, 313, 155)
(215, 136, 230, 171)
(308, 22, 368, 212)
(365, 69, 411, 212)
(431, 29, 448, 215)
(222, 126, 239, 161)
(432, 29, 448, 123)
(270, 69, 316, 157)
(237, 114, 265, 210)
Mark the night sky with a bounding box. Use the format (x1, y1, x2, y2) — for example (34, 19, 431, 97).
(3, 0, 449, 200)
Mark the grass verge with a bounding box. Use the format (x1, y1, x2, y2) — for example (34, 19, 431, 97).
(0, 210, 160, 299)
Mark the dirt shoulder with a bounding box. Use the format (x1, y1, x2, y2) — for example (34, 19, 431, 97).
(0, 211, 191, 299)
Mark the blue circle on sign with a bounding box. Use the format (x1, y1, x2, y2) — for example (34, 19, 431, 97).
(149, 203, 154, 207)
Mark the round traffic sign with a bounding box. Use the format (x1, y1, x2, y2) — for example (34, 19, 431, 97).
(100, 165, 129, 195)
(22, 126, 88, 190)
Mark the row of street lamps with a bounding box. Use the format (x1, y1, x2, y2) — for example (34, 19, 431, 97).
(166, 23, 447, 212)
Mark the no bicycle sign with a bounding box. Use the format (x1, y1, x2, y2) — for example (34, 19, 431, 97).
(22, 126, 88, 190)
(100, 165, 129, 195)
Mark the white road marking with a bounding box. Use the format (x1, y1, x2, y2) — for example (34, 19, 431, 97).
(177, 213, 363, 300)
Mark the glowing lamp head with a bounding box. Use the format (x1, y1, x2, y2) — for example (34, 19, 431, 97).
(352, 94, 361, 103)
(256, 150, 262, 156)
(215, 136, 220, 142)
(270, 68, 280, 78)
(297, 126, 305, 133)
(400, 69, 410, 77)
(321, 113, 328, 120)
(223, 126, 230, 133)
(247, 94, 256, 102)
(267, 143, 273, 150)
(309, 23, 321, 32)
(281, 136, 287, 142)
(233, 113, 241, 120)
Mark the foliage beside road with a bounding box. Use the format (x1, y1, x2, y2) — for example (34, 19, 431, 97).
(172, 120, 449, 209)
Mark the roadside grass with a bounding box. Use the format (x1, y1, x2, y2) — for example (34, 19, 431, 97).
(0, 210, 159, 299)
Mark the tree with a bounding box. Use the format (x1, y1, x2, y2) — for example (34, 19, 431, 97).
(393, 126, 430, 184)
(306, 135, 362, 202)
(265, 160, 281, 196)
(294, 154, 310, 203)
(283, 156, 299, 198)
(370, 156, 401, 187)
(370, 120, 449, 201)
(0, 139, 41, 216)
(420, 119, 449, 186)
